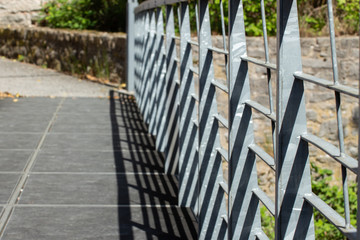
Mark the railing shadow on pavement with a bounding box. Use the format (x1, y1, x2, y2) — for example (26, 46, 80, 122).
(109, 90, 197, 239)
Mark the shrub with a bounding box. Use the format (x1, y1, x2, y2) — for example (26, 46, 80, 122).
(39, 0, 127, 32)
(206, 0, 358, 36)
(40, 0, 358, 36)
(311, 163, 357, 239)
(39, 0, 97, 30)
(261, 163, 357, 239)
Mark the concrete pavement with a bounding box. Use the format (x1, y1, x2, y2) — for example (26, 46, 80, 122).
(0, 57, 114, 97)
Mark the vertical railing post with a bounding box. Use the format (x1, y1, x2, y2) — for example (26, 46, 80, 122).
(126, 0, 138, 92)
(178, 2, 199, 214)
(148, 8, 165, 136)
(134, 11, 145, 99)
(198, 0, 227, 239)
(275, 0, 314, 239)
(227, 0, 262, 238)
(138, 11, 151, 112)
(154, 8, 167, 147)
(162, 4, 179, 174)
(142, 9, 156, 124)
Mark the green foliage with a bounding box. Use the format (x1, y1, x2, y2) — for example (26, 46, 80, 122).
(40, 0, 358, 35)
(243, 0, 277, 36)
(209, 0, 228, 35)
(260, 163, 357, 239)
(39, 0, 97, 30)
(206, 0, 358, 36)
(260, 206, 275, 239)
(17, 54, 25, 62)
(298, 0, 359, 35)
(335, 0, 360, 34)
(39, 0, 127, 32)
(311, 163, 357, 239)
(207, 0, 277, 36)
(206, 0, 277, 36)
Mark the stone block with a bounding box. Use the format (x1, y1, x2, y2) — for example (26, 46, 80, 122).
(318, 119, 338, 141)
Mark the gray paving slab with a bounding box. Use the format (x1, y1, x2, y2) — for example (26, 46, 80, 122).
(42, 133, 156, 151)
(49, 114, 147, 134)
(3, 206, 198, 240)
(0, 114, 53, 132)
(0, 98, 61, 113)
(0, 133, 43, 150)
(59, 97, 141, 115)
(32, 150, 164, 173)
(0, 58, 59, 78)
(55, 109, 144, 123)
(20, 173, 178, 205)
(0, 150, 33, 171)
(0, 95, 198, 238)
(0, 98, 56, 132)
(0, 58, 114, 97)
(60, 97, 124, 111)
(0, 173, 21, 204)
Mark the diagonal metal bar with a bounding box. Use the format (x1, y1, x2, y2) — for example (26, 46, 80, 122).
(197, 0, 227, 239)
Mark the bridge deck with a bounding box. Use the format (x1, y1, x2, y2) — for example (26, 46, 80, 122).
(0, 93, 197, 239)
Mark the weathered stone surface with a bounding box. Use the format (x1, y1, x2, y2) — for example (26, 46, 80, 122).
(318, 119, 338, 141)
(0, 0, 42, 26)
(0, 27, 127, 83)
(306, 110, 318, 122)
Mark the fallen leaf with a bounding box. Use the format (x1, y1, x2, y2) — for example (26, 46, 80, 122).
(86, 74, 97, 81)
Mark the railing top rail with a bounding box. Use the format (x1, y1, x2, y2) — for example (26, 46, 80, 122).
(135, 0, 188, 14)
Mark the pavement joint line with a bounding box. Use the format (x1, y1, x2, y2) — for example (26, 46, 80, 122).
(0, 172, 24, 174)
(0, 132, 44, 134)
(0, 74, 61, 78)
(0, 149, 36, 151)
(4, 149, 162, 153)
(45, 132, 153, 136)
(27, 172, 168, 175)
(10, 204, 179, 208)
(43, 132, 150, 135)
(39, 149, 160, 153)
(0, 98, 65, 237)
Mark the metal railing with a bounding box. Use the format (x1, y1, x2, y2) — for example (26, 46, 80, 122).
(127, 0, 359, 239)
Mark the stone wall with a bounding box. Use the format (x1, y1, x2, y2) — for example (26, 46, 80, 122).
(0, 27, 127, 83)
(207, 35, 359, 198)
(0, 0, 42, 27)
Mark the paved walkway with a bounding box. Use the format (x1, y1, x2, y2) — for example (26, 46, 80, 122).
(0, 58, 112, 97)
(0, 60, 198, 239)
